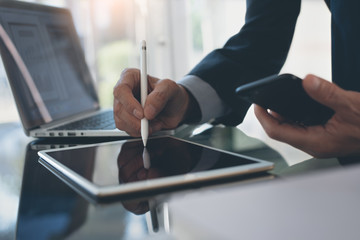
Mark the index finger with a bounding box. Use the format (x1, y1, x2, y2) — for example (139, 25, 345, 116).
(254, 105, 321, 149)
(114, 69, 143, 119)
(114, 68, 141, 92)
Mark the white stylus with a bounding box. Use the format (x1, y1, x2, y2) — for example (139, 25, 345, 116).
(140, 40, 148, 146)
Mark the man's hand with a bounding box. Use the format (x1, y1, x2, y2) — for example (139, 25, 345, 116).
(254, 74, 360, 158)
(113, 68, 192, 137)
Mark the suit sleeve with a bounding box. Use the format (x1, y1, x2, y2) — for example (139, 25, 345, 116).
(188, 0, 301, 125)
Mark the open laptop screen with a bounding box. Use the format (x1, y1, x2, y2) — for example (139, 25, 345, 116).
(0, 2, 98, 130)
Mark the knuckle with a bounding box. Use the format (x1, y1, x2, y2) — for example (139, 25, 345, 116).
(152, 89, 168, 102)
(318, 81, 341, 106)
(113, 102, 120, 113)
(113, 83, 129, 98)
(114, 103, 130, 119)
(117, 83, 129, 92)
(121, 67, 138, 76)
(115, 118, 125, 130)
(115, 68, 136, 87)
(162, 78, 177, 89)
(161, 78, 174, 84)
(113, 85, 119, 97)
(323, 84, 337, 102)
(124, 68, 140, 82)
(151, 79, 176, 102)
(117, 102, 125, 112)
(346, 92, 360, 116)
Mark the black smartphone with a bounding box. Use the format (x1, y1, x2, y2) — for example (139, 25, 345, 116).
(235, 73, 334, 126)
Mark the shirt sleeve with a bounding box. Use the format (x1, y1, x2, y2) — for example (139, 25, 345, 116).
(177, 75, 230, 123)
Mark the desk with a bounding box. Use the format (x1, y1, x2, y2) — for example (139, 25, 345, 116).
(0, 122, 357, 239)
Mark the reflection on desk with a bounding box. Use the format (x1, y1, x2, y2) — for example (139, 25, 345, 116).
(16, 141, 171, 239)
(17, 143, 90, 239)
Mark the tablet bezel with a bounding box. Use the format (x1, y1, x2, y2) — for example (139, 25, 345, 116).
(38, 136, 273, 202)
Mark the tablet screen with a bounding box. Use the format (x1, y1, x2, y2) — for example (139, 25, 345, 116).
(44, 137, 258, 187)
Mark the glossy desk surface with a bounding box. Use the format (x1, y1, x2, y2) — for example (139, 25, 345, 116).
(1, 122, 358, 240)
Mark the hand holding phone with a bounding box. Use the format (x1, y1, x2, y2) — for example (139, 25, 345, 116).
(235, 73, 334, 126)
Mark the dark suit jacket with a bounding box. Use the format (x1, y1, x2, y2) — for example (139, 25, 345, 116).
(189, 0, 360, 126)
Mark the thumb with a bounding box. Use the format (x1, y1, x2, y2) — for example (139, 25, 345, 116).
(302, 74, 345, 111)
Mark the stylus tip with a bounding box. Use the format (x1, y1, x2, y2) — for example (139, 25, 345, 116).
(142, 138, 147, 147)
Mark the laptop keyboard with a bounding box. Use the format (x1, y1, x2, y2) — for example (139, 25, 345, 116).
(52, 111, 116, 130)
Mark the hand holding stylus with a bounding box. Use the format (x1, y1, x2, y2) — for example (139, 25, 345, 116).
(113, 70, 194, 138)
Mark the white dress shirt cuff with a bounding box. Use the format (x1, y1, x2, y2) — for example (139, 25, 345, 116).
(177, 75, 229, 123)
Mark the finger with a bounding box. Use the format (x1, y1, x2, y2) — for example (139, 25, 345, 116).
(144, 79, 178, 120)
(113, 102, 142, 137)
(302, 74, 346, 111)
(114, 83, 143, 120)
(114, 114, 141, 137)
(115, 68, 141, 91)
(114, 70, 143, 120)
(254, 104, 315, 147)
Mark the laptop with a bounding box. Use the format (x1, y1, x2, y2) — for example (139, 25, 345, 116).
(0, 1, 127, 137)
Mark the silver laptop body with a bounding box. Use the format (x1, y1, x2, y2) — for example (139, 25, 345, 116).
(0, 1, 127, 137)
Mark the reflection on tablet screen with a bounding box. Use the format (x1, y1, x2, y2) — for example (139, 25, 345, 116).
(46, 137, 256, 187)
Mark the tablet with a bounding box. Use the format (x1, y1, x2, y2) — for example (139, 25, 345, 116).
(38, 136, 273, 202)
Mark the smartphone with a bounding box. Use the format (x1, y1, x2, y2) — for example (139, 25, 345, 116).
(235, 73, 334, 126)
